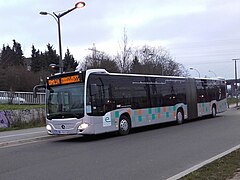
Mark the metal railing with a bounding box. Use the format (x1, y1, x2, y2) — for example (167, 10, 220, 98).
(0, 91, 45, 105)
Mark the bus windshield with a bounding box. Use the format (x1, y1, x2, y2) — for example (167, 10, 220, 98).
(46, 83, 84, 119)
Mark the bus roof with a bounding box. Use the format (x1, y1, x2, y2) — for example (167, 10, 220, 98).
(84, 69, 225, 81)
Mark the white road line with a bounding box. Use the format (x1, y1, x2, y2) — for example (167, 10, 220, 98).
(0, 131, 46, 139)
(166, 144, 240, 180)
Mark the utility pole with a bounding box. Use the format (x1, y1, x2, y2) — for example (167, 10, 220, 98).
(88, 43, 99, 61)
(232, 58, 240, 107)
(40, 2, 86, 73)
(88, 43, 103, 67)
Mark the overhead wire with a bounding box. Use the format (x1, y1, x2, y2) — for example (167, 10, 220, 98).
(166, 37, 240, 66)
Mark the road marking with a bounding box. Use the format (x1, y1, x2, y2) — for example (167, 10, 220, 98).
(0, 131, 46, 139)
(166, 144, 240, 180)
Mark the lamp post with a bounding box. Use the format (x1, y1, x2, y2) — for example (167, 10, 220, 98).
(232, 58, 240, 107)
(40, 2, 86, 73)
(189, 67, 200, 78)
(208, 70, 217, 77)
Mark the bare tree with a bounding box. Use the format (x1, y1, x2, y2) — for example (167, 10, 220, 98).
(130, 45, 187, 76)
(115, 28, 133, 73)
(81, 51, 119, 73)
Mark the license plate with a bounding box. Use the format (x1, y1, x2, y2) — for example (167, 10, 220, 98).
(53, 130, 69, 134)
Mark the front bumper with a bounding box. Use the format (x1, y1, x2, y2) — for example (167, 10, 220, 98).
(46, 119, 94, 135)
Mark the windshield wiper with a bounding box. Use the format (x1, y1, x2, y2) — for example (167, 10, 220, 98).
(47, 112, 82, 119)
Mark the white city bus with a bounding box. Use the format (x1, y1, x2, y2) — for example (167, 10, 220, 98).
(34, 69, 227, 135)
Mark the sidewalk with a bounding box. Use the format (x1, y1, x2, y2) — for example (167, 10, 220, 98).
(228, 103, 240, 110)
(0, 127, 48, 147)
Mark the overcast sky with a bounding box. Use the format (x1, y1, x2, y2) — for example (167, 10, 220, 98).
(0, 0, 240, 79)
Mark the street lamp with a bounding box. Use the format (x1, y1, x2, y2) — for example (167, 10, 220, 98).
(232, 58, 240, 107)
(40, 2, 86, 73)
(189, 67, 200, 78)
(208, 70, 217, 77)
(49, 63, 59, 69)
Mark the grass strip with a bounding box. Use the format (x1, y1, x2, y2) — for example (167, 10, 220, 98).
(227, 98, 240, 106)
(180, 149, 240, 180)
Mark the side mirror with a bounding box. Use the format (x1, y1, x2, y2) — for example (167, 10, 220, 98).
(33, 84, 46, 98)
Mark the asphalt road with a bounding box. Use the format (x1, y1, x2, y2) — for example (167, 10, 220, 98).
(0, 109, 240, 180)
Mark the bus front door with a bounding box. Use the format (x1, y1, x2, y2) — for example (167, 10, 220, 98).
(186, 78, 198, 119)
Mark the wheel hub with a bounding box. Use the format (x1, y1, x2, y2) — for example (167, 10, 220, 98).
(120, 119, 128, 131)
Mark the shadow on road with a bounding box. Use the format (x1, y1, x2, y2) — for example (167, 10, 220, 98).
(51, 121, 177, 143)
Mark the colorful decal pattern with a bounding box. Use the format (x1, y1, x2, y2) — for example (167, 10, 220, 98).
(108, 99, 227, 128)
(217, 99, 228, 113)
(198, 103, 211, 116)
(198, 99, 228, 116)
(111, 104, 187, 128)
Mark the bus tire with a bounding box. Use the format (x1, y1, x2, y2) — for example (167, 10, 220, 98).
(119, 115, 131, 135)
(176, 109, 184, 125)
(212, 105, 217, 118)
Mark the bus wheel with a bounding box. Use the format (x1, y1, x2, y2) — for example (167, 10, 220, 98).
(176, 109, 184, 125)
(212, 105, 217, 118)
(119, 115, 131, 135)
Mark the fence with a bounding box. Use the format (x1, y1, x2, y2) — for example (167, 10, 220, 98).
(0, 91, 45, 105)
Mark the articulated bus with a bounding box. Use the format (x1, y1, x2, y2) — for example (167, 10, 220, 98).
(34, 69, 227, 135)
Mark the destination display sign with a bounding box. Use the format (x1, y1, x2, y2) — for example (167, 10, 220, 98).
(48, 79, 61, 86)
(61, 75, 80, 84)
(47, 74, 81, 86)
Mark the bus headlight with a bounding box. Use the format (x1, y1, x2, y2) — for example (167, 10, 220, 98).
(46, 125, 52, 132)
(78, 123, 89, 130)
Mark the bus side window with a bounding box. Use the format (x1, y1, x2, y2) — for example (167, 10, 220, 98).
(90, 84, 98, 96)
(87, 84, 101, 115)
